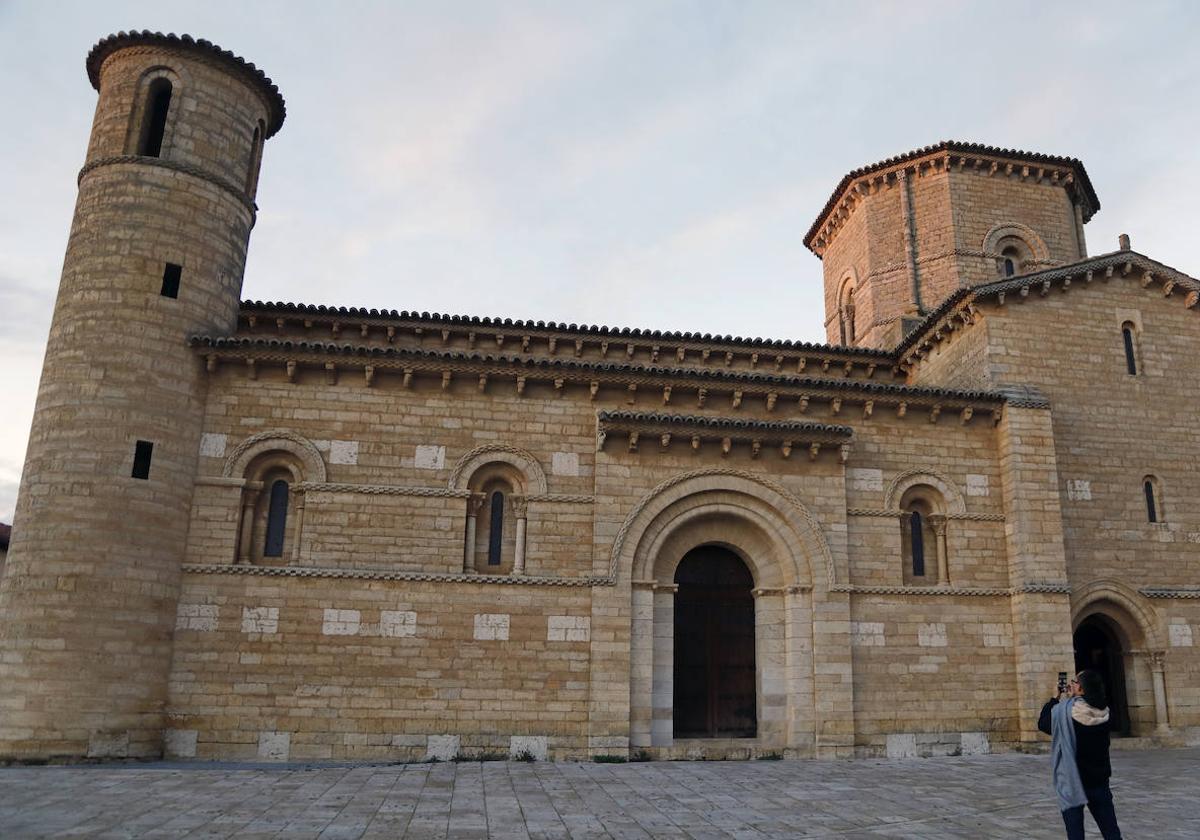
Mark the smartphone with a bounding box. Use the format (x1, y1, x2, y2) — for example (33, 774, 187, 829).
(1057, 671, 1068, 695)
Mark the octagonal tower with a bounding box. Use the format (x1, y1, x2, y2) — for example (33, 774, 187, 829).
(806, 141, 1099, 348)
(0, 32, 284, 759)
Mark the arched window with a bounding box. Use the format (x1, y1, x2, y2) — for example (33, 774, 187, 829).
(487, 490, 505, 565)
(264, 479, 289, 556)
(1143, 476, 1162, 523)
(138, 78, 173, 158)
(899, 486, 943, 585)
(837, 277, 857, 345)
(1001, 245, 1020, 277)
(245, 120, 265, 196)
(1121, 322, 1139, 375)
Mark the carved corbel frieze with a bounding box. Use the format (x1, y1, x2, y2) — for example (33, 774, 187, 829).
(440, 370, 451, 390)
(364, 365, 375, 387)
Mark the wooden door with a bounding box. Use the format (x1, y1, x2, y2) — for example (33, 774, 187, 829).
(673, 546, 757, 738)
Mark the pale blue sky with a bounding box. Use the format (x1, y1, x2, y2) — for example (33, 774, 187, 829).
(2, 1, 1199, 521)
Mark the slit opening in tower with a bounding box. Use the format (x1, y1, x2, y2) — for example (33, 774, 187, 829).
(139, 78, 173, 158)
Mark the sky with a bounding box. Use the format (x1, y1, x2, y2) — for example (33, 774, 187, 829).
(1, 0, 1199, 523)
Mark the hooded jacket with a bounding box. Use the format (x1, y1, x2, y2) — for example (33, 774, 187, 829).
(1038, 696, 1113, 791)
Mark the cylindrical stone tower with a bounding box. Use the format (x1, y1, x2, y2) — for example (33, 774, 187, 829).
(0, 31, 284, 759)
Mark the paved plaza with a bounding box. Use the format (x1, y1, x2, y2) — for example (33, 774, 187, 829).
(0, 748, 1197, 839)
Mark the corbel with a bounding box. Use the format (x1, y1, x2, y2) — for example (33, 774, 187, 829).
(440, 370, 451, 391)
(626, 383, 637, 404)
(988, 161, 999, 176)
(414, 326, 424, 337)
(478, 374, 488, 393)
(866, 363, 876, 378)
(303, 318, 313, 330)
(798, 395, 810, 413)
(276, 317, 286, 333)
(702, 349, 711, 363)
(1121, 262, 1132, 277)
(721, 437, 732, 457)
(247, 314, 258, 329)
(960, 406, 973, 424)
(548, 337, 557, 354)
(992, 407, 1003, 426)
(286, 360, 297, 382)
(751, 440, 762, 459)
(575, 339, 584, 357)
(495, 334, 505, 350)
(627, 432, 639, 453)
(1085, 271, 1093, 285)
(441, 329, 451, 344)
(364, 365, 375, 387)
(797, 357, 807, 374)
(245, 358, 256, 380)
(839, 443, 851, 464)
(554, 378, 565, 396)
(830, 397, 842, 416)
(660, 433, 671, 450)
(781, 441, 793, 459)
(521, 335, 531, 352)
(1019, 285, 1029, 300)
(929, 404, 942, 424)
(1061, 276, 1071, 292)
(677, 347, 686, 363)
(626, 343, 635, 359)
(997, 292, 1006, 306)
(862, 400, 874, 420)
(402, 368, 413, 388)
(1185, 291, 1199, 309)
(821, 359, 831, 373)
(1162, 279, 1176, 297)
(766, 392, 778, 412)
(1005, 163, 1014, 177)
(467, 331, 476, 349)
(1104, 265, 1114, 279)
(325, 362, 337, 386)
(386, 326, 395, 343)
(360, 323, 369, 339)
(331, 322, 341, 338)
(731, 390, 743, 409)
(600, 340, 609, 357)
(809, 442, 821, 461)
(725, 351, 734, 366)
(589, 381, 599, 400)
(516, 376, 527, 396)
(206, 354, 218, 373)
(596, 430, 606, 451)
(662, 386, 672, 405)
(1041, 280, 1051, 296)
(896, 401, 907, 418)
(1140, 271, 1153, 289)
(750, 352, 759, 368)
(774, 354, 784, 372)
(691, 435, 701, 452)
(843, 361, 853, 376)
(697, 387, 707, 408)
(651, 346, 660, 364)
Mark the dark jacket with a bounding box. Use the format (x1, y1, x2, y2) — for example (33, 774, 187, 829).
(1038, 697, 1113, 789)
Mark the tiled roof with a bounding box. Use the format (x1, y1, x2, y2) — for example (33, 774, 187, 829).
(86, 31, 285, 137)
(240, 301, 893, 358)
(804, 140, 1100, 250)
(598, 410, 853, 437)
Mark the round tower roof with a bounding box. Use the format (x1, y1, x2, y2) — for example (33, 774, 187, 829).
(86, 30, 286, 138)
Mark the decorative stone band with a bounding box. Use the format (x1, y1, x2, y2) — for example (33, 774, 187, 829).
(78, 155, 257, 218)
(847, 508, 1005, 522)
(189, 335, 1009, 421)
(1141, 588, 1200, 600)
(597, 410, 852, 460)
(830, 582, 1070, 596)
(292, 482, 593, 504)
(182, 563, 611, 587)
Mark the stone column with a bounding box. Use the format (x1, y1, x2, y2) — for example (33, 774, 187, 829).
(651, 583, 678, 746)
(629, 583, 656, 747)
(1150, 651, 1170, 732)
(289, 491, 306, 564)
(512, 496, 528, 575)
(930, 514, 949, 585)
(236, 489, 258, 564)
(463, 493, 484, 573)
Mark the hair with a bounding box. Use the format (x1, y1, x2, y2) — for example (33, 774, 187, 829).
(1077, 670, 1107, 709)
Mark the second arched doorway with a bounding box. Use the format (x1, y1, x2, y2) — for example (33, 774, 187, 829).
(1074, 614, 1131, 736)
(673, 545, 757, 739)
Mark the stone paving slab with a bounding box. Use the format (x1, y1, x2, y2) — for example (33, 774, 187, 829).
(1, 748, 1197, 839)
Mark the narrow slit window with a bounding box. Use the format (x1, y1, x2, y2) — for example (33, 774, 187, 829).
(160, 263, 181, 298)
(264, 479, 289, 556)
(1144, 480, 1158, 523)
(910, 510, 925, 576)
(1003, 257, 1016, 277)
(487, 490, 504, 565)
(1122, 324, 1138, 375)
(131, 440, 153, 479)
(139, 79, 173, 158)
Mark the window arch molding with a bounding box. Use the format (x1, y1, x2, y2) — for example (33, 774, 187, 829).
(231, 440, 318, 567)
(981, 222, 1050, 263)
(884, 469, 966, 515)
(449, 444, 547, 494)
(123, 66, 186, 157)
(223, 429, 327, 483)
(836, 271, 859, 345)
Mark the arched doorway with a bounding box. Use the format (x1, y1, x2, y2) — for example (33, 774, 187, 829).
(1074, 615, 1131, 736)
(673, 545, 756, 738)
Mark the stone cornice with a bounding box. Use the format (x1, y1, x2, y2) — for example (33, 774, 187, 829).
(805, 140, 1099, 256)
(181, 563, 609, 586)
(87, 31, 285, 137)
(191, 335, 1009, 420)
(79, 155, 257, 218)
(597, 410, 852, 460)
(897, 249, 1200, 369)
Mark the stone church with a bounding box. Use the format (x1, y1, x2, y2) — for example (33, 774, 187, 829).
(1, 31, 1197, 763)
